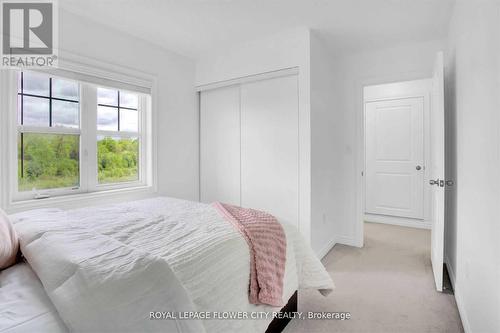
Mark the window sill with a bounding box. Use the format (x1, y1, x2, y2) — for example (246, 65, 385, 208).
(7, 185, 156, 213)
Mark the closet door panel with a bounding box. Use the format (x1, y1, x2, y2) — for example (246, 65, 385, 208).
(200, 86, 241, 205)
(240, 75, 299, 227)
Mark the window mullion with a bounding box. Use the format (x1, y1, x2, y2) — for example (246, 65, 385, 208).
(96, 130, 136, 138)
(20, 72, 24, 125)
(18, 125, 80, 135)
(82, 84, 98, 193)
(20, 133, 24, 179)
(20, 73, 24, 179)
(49, 77, 52, 127)
(117, 90, 121, 132)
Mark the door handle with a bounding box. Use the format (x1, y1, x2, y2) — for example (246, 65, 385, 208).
(416, 165, 422, 171)
(429, 179, 445, 187)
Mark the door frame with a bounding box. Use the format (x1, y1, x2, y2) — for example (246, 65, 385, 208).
(355, 78, 433, 246)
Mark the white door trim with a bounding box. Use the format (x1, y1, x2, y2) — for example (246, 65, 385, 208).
(195, 67, 299, 92)
(355, 77, 432, 247)
(364, 80, 432, 221)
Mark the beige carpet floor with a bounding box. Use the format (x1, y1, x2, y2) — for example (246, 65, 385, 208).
(285, 222, 464, 333)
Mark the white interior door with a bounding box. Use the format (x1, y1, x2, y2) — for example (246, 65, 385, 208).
(430, 51, 445, 292)
(365, 97, 425, 219)
(200, 85, 241, 205)
(240, 75, 299, 227)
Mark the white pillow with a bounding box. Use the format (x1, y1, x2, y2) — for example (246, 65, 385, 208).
(0, 208, 19, 269)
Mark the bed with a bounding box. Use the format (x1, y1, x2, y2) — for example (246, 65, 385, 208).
(0, 263, 66, 333)
(1, 197, 333, 333)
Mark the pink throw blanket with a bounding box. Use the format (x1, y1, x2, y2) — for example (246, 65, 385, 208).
(213, 202, 287, 307)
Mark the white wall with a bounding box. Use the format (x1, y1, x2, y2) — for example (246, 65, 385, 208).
(310, 32, 341, 256)
(330, 39, 444, 246)
(0, 8, 199, 210)
(444, 1, 500, 332)
(196, 27, 310, 86)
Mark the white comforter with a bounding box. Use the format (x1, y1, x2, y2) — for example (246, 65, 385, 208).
(0, 263, 67, 333)
(11, 197, 334, 333)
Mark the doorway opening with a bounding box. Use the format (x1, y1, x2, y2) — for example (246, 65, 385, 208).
(356, 52, 446, 292)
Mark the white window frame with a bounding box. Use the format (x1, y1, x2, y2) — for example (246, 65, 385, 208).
(13, 72, 85, 201)
(85, 85, 149, 193)
(0, 58, 157, 209)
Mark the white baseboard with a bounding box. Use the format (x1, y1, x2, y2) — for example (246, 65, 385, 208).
(454, 283, 471, 333)
(316, 234, 360, 259)
(444, 255, 470, 333)
(364, 213, 431, 229)
(335, 234, 360, 247)
(444, 254, 456, 289)
(317, 237, 336, 259)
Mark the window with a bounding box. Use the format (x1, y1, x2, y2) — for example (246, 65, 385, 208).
(97, 88, 139, 184)
(17, 72, 81, 193)
(12, 70, 152, 201)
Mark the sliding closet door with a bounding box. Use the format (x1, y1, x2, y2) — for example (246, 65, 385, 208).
(200, 86, 240, 205)
(241, 75, 299, 227)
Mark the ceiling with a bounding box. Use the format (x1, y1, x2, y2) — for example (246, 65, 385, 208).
(60, 0, 455, 59)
